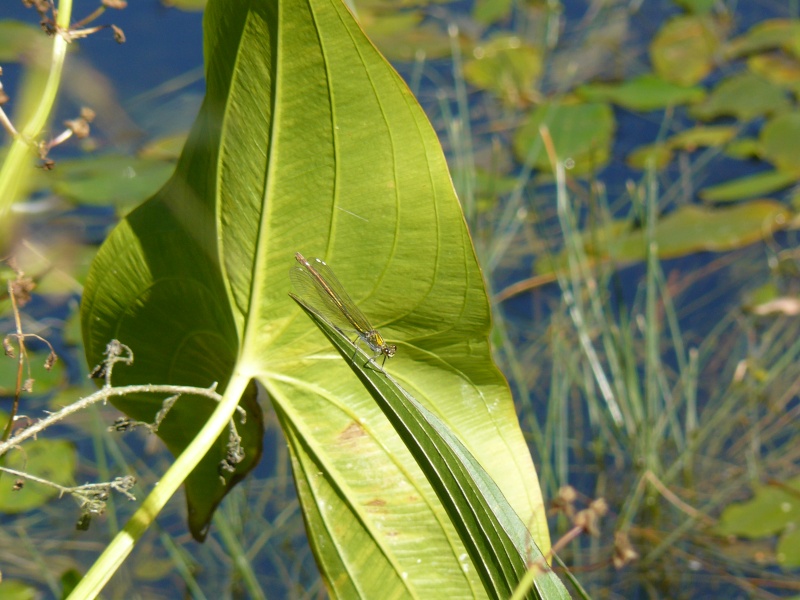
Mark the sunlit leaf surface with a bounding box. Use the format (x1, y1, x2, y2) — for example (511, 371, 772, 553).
(650, 15, 720, 85)
(715, 476, 800, 568)
(699, 170, 799, 202)
(30, 154, 175, 210)
(760, 111, 800, 171)
(726, 19, 800, 58)
(0, 437, 76, 513)
(0, 351, 66, 396)
(464, 34, 543, 105)
(690, 73, 791, 121)
(81, 0, 552, 594)
(577, 73, 705, 111)
(537, 201, 791, 274)
(513, 101, 615, 175)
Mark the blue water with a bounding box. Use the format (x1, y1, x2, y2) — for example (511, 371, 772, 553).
(2, 0, 797, 598)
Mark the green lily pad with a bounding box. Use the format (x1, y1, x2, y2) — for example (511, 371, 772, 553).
(161, 0, 207, 10)
(361, 10, 452, 61)
(0, 20, 47, 63)
(726, 19, 800, 59)
(690, 72, 791, 121)
(668, 125, 738, 150)
(715, 476, 800, 569)
(577, 73, 705, 111)
(470, 168, 522, 210)
(629, 126, 738, 170)
(610, 201, 791, 260)
(139, 132, 189, 161)
(700, 169, 799, 202)
(0, 350, 66, 396)
(463, 34, 543, 105)
(539, 201, 791, 275)
(0, 580, 38, 600)
(0, 436, 76, 513)
(650, 15, 720, 85)
(627, 143, 673, 170)
(724, 137, 761, 160)
(513, 101, 615, 175)
(10, 240, 96, 295)
(31, 154, 175, 210)
(748, 54, 800, 88)
(761, 111, 800, 171)
(473, 0, 513, 24)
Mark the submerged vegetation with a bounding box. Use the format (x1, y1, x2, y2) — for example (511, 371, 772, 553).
(1, 0, 799, 598)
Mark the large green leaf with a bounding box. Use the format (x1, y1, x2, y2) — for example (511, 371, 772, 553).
(292, 298, 568, 598)
(80, 0, 551, 596)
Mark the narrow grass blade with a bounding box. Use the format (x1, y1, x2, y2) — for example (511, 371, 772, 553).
(291, 296, 570, 600)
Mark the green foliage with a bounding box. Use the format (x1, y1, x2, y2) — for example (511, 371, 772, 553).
(79, 0, 553, 595)
(4, 0, 800, 597)
(716, 477, 800, 568)
(690, 72, 791, 121)
(0, 351, 66, 396)
(535, 201, 791, 272)
(463, 34, 543, 105)
(0, 437, 76, 512)
(0, 580, 38, 600)
(513, 101, 615, 174)
(650, 15, 721, 85)
(28, 154, 175, 211)
(699, 170, 799, 202)
(577, 74, 705, 111)
(296, 298, 568, 598)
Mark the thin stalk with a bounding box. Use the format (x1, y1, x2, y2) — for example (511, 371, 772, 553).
(214, 510, 267, 600)
(66, 373, 251, 599)
(0, 0, 73, 219)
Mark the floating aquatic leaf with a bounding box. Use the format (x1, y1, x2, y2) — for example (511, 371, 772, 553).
(538, 201, 791, 274)
(747, 54, 800, 88)
(361, 9, 453, 61)
(464, 34, 543, 106)
(577, 73, 705, 111)
(726, 19, 800, 59)
(0, 20, 48, 63)
(668, 125, 738, 150)
(715, 476, 800, 568)
(650, 15, 721, 85)
(513, 101, 615, 175)
(473, 0, 513, 24)
(30, 154, 175, 211)
(612, 201, 791, 259)
(0, 580, 38, 600)
(700, 169, 799, 202)
(627, 143, 673, 170)
(724, 137, 761, 160)
(10, 240, 96, 294)
(139, 133, 189, 161)
(0, 350, 66, 396)
(0, 437, 76, 513)
(160, 0, 207, 10)
(760, 111, 800, 171)
(628, 126, 737, 170)
(690, 72, 790, 121)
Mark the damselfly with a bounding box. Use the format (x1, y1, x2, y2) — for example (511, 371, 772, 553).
(290, 252, 397, 366)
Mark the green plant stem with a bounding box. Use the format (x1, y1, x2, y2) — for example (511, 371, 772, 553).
(214, 511, 266, 600)
(0, 0, 72, 220)
(66, 373, 251, 600)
